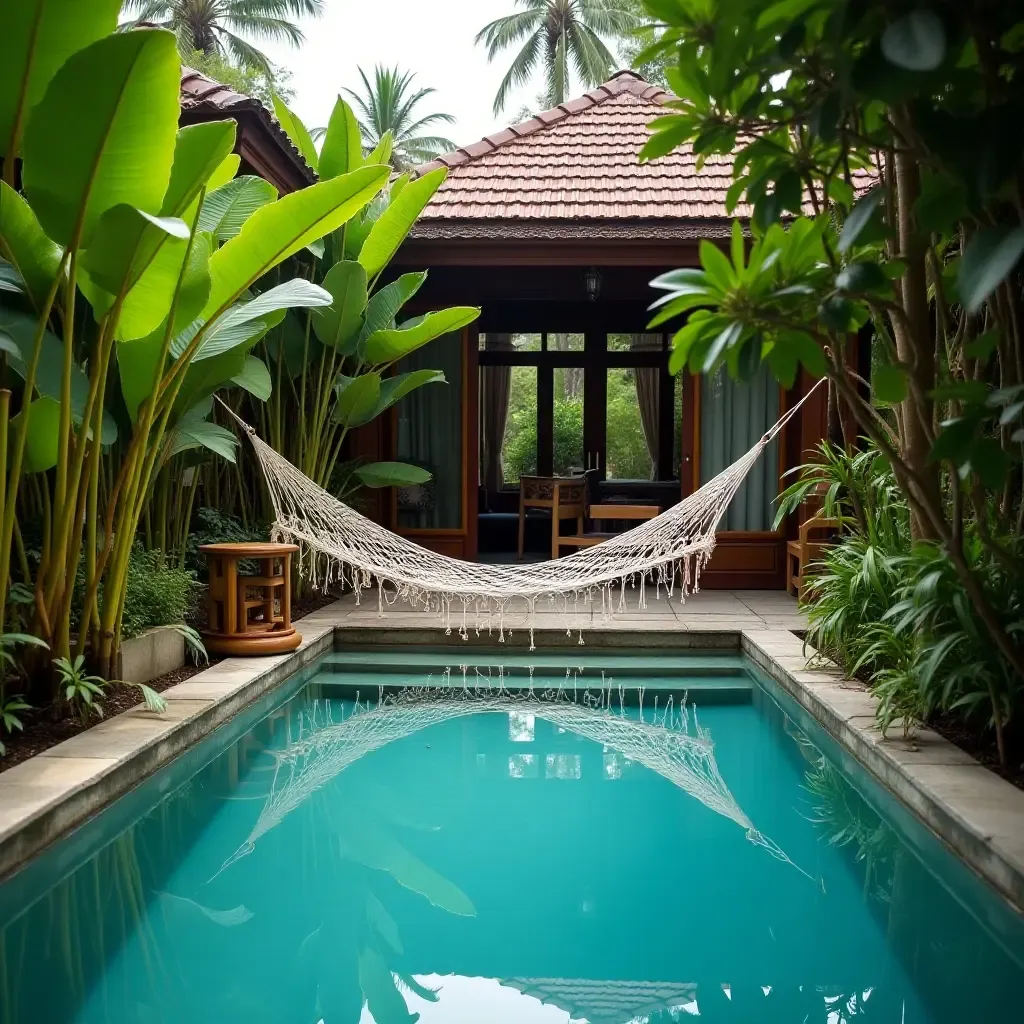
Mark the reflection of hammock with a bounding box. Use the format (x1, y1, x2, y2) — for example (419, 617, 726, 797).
(224, 382, 821, 640)
(224, 680, 809, 877)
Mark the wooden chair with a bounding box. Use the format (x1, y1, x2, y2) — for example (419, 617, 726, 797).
(556, 504, 661, 555)
(786, 514, 840, 598)
(517, 476, 588, 560)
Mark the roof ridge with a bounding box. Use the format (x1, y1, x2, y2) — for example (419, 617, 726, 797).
(413, 69, 671, 177)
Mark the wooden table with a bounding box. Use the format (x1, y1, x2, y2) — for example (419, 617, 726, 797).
(517, 476, 587, 560)
(200, 542, 301, 656)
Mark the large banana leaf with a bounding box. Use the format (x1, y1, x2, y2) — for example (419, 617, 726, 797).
(355, 462, 431, 488)
(4, 308, 117, 442)
(11, 397, 61, 473)
(202, 164, 390, 318)
(358, 168, 446, 280)
(311, 260, 367, 353)
(22, 29, 181, 246)
(161, 122, 238, 217)
(362, 307, 478, 365)
(271, 94, 318, 174)
(164, 399, 238, 464)
(191, 279, 331, 361)
(199, 176, 277, 242)
(230, 354, 273, 400)
(333, 373, 381, 427)
(0, 181, 62, 310)
(318, 96, 363, 181)
(0, 0, 122, 163)
(358, 272, 426, 344)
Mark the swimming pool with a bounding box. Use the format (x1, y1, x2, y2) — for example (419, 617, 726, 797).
(1, 647, 1021, 1023)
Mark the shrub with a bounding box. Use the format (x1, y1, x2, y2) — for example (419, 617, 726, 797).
(121, 550, 198, 641)
(182, 508, 268, 579)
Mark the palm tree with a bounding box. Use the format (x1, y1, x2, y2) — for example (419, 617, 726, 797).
(342, 66, 457, 170)
(476, 0, 639, 116)
(120, 0, 323, 74)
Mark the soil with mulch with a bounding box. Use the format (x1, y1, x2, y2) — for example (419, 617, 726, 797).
(928, 713, 1024, 792)
(0, 588, 342, 774)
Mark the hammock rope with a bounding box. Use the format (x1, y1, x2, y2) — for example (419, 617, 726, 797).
(222, 379, 822, 643)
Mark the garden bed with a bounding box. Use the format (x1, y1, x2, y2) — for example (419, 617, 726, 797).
(0, 589, 340, 773)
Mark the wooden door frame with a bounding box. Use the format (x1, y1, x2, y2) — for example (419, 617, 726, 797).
(389, 326, 477, 559)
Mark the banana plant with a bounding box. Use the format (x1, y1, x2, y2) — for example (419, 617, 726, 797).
(0, 9, 392, 685)
(258, 94, 480, 500)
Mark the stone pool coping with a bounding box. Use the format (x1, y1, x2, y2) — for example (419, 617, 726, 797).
(1, 620, 1022, 915)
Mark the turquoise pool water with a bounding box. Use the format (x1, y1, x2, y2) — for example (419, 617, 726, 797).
(1, 648, 1022, 1023)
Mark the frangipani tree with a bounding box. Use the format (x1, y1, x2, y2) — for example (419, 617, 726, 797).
(638, 1, 1024, 722)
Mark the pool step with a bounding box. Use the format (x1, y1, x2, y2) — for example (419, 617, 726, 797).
(324, 648, 747, 678)
(309, 669, 752, 705)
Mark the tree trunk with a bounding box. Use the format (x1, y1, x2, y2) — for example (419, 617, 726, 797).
(892, 131, 942, 540)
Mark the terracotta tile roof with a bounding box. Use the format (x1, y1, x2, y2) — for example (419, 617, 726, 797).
(412, 70, 738, 238)
(179, 67, 315, 186)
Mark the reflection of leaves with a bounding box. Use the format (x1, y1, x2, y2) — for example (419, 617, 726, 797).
(342, 812, 476, 917)
(155, 891, 253, 927)
(397, 973, 441, 1003)
(366, 890, 403, 954)
(358, 948, 420, 1024)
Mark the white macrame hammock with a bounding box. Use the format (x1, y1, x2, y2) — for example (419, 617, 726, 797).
(226, 381, 820, 643)
(220, 674, 811, 879)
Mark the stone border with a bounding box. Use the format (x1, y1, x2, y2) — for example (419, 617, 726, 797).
(742, 630, 1024, 911)
(0, 626, 333, 882)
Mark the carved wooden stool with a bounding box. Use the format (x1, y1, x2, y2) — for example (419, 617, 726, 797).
(200, 542, 301, 656)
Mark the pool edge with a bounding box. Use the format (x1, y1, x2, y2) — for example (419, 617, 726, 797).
(742, 629, 1024, 913)
(0, 627, 333, 882)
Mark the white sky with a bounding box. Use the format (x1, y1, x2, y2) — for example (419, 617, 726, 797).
(258, 0, 632, 149)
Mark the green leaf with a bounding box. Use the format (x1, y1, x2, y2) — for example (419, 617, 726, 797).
(161, 121, 237, 217)
(365, 131, 393, 169)
(913, 171, 967, 235)
(358, 949, 416, 1024)
(311, 260, 367, 353)
(835, 261, 889, 294)
(230, 355, 272, 400)
(165, 400, 237, 463)
(363, 307, 478, 365)
(355, 461, 432, 488)
(874, 364, 908, 404)
(11, 396, 60, 472)
(271, 94, 318, 173)
(203, 164, 389, 319)
(193, 279, 330, 361)
(699, 239, 736, 292)
(929, 416, 977, 464)
(317, 95, 363, 180)
(358, 168, 447, 281)
(360, 272, 426, 343)
(334, 373, 381, 427)
(117, 329, 163, 422)
(958, 226, 1024, 314)
(3, 309, 116, 442)
(965, 328, 999, 360)
(376, 369, 445, 414)
(882, 10, 946, 72)
(839, 187, 885, 254)
(0, 181, 62, 309)
(0, 632, 48, 650)
(199, 176, 278, 242)
(790, 333, 829, 377)
(0, 330, 19, 360)
(0, 0, 122, 163)
(22, 29, 181, 246)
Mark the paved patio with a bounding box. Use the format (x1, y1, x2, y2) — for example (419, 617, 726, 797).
(299, 588, 807, 634)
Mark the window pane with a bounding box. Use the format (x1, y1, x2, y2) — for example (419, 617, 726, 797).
(607, 332, 663, 352)
(553, 366, 584, 476)
(606, 366, 656, 480)
(499, 365, 537, 486)
(479, 332, 540, 352)
(397, 332, 463, 528)
(547, 332, 584, 352)
(700, 365, 780, 530)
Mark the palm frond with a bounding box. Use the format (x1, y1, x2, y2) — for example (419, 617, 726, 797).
(569, 23, 618, 87)
(218, 28, 274, 74)
(475, 9, 544, 59)
(222, 13, 304, 45)
(491, 28, 542, 115)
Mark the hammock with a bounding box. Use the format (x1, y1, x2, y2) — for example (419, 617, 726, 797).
(226, 381, 820, 642)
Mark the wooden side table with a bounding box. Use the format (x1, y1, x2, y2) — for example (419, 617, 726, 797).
(200, 542, 302, 656)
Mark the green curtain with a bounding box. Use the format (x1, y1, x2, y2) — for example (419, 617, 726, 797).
(396, 331, 463, 529)
(700, 365, 779, 531)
